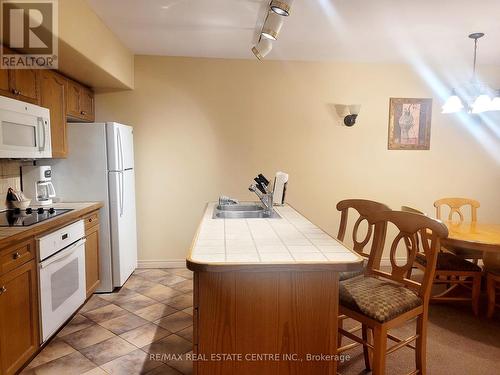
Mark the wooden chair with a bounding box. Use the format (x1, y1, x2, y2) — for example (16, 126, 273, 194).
(402, 205, 482, 316)
(336, 199, 390, 348)
(336, 199, 391, 269)
(487, 270, 500, 318)
(434, 197, 482, 263)
(337, 210, 448, 375)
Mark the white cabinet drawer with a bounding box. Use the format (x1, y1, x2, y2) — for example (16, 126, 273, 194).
(38, 220, 85, 261)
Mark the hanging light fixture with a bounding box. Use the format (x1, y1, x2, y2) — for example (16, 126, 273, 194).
(442, 33, 500, 114)
(270, 0, 293, 17)
(442, 90, 464, 114)
(252, 38, 273, 60)
(261, 11, 284, 40)
(490, 90, 500, 111)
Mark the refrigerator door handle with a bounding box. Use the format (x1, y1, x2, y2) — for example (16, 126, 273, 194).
(117, 128, 124, 171)
(119, 171, 124, 217)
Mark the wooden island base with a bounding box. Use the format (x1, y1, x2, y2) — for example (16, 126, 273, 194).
(192, 270, 340, 375)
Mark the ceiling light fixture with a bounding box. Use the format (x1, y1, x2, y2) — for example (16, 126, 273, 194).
(252, 38, 272, 60)
(261, 11, 284, 40)
(442, 33, 500, 114)
(270, 0, 293, 16)
(251, 0, 293, 60)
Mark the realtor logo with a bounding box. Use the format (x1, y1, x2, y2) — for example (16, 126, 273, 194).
(1, 0, 58, 69)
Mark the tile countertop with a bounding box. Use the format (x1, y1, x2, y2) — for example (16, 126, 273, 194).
(187, 202, 364, 272)
(0, 202, 103, 248)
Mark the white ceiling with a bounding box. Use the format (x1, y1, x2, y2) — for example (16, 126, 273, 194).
(87, 0, 500, 65)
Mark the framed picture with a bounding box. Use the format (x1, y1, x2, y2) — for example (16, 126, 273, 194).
(388, 98, 432, 150)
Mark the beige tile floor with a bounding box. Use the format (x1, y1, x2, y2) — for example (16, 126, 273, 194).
(22, 268, 194, 375)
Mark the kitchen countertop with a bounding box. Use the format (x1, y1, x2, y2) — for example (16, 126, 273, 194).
(0, 202, 103, 249)
(187, 202, 363, 272)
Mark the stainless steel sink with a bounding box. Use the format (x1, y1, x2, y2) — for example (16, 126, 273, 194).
(213, 203, 281, 219)
(216, 203, 264, 212)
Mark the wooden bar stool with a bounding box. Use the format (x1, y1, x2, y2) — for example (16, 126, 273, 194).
(487, 270, 500, 318)
(402, 205, 482, 315)
(335, 199, 390, 349)
(336, 199, 390, 280)
(337, 210, 448, 375)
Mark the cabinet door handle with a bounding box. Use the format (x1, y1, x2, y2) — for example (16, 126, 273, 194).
(13, 252, 21, 260)
(0, 286, 6, 295)
(81, 111, 87, 115)
(11, 88, 19, 95)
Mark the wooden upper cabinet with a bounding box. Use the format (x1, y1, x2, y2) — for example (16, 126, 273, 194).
(0, 69, 10, 96)
(9, 69, 40, 104)
(66, 79, 81, 118)
(40, 70, 67, 158)
(0, 68, 40, 104)
(80, 87, 95, 121)
(0, 260, 39, 375)
(66, 79, 95, 122)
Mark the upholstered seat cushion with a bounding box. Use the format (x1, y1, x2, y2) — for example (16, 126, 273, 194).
(487, 268, 500, 276)
(446, 246, 482, 259)
(415, 252, 482, 272)
(339, 259, 368, 281)
(339, 276, 422, 323)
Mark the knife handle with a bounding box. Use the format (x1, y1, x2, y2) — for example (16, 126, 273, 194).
(258, 174, 270, 186)
(253, 179, 267, 194)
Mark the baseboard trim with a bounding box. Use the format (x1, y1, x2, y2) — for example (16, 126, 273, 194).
(137, 260, 186, 269)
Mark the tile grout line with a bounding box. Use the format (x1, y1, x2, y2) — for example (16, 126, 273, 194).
(274, 206, 329, 261)
(265, 215, 297, 262)
(244, 218, 262, 262)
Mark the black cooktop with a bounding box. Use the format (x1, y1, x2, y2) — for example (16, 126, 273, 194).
(0, 208, 73, 227)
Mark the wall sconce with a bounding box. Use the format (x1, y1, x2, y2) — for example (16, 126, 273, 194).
(334, 104, 361, 127)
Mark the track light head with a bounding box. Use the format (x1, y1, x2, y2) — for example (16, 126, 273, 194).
(252, 38, 272, 60)
(270, 0, 293, 17)
(261, 11, 284, 40)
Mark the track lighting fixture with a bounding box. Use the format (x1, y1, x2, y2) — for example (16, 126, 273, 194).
(270, 0, 293, 17)
(251, 0, 293, 60)
(252, 38, 272, 60)
(261, 11, 284, 40)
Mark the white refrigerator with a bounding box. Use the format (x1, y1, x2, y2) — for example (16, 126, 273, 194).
(47, 122, 138, 292)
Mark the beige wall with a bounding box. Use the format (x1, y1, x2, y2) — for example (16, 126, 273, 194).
(58, 0, 134, 89)
(95, 56, 500, 263)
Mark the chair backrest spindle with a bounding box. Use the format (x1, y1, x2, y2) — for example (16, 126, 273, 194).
(366, 211, 449, 302)
(434, 198, 480, 223)
(336, 199, 390, 261)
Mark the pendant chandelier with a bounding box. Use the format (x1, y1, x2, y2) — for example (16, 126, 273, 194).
(442, 33, 500, 114)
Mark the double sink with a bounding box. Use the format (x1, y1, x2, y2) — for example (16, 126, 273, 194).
(212, 203, 281, 219)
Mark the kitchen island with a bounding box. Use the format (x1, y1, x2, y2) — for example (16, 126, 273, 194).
(187, 203, 363, 375)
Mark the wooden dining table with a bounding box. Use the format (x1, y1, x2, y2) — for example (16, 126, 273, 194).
(443, 221, 500, 270)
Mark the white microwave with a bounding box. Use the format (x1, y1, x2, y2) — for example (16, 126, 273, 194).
(0, 96, 51, 158)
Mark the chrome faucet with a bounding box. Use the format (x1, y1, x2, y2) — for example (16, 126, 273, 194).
(248, 184, 273, 215)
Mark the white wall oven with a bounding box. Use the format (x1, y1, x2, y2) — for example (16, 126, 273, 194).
(38, 220, 86, 342)
(0, 96, 51, 158)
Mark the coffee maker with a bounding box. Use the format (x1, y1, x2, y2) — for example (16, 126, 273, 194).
(21, 166, 56, 206)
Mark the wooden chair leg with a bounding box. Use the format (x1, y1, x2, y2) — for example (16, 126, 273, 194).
(362, 324, 372, 370)
(338, 317, 343, 347)
(415, 314, 427, 375)
(472, 275, 481, 316)
(487, 276, 496, 319)
(371, 325, 387, 375)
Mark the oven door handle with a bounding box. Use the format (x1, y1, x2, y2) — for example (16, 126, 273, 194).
(40, 238, 86, 269)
